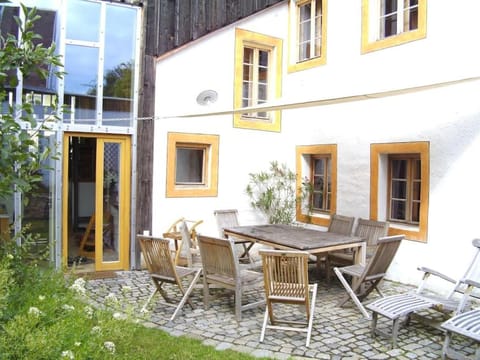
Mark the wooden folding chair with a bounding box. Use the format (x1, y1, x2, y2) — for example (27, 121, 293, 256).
(326, 218, 389, 283)
(259, 249, 318, 347)
(333, 235, 404, 319)
(137, 235, 201, 321)
(197, 234, 264, 321)
(214, 209, 254, 265)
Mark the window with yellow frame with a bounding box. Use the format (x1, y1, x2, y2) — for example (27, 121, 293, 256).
(233, 28, 282, 132)
(288, 0, 327, 73)
(370, 141, 429, 242)
(296, 144, 337, 227)
(166, 133, 219, 197)
(361, 0, 427, 54)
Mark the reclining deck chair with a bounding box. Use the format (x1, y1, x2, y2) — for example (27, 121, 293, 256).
(366, 238, 480, 348)
(333, 235, 405, 319)
(137, 235, 202, 321)
(197, 234, 264, 321)
(441, 279, 480, 360)
(259, 249, 318, 347)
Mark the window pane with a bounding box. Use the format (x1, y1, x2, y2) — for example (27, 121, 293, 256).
(176, 148, 204, 184)
(404, 0, 419, 31)
(103, 5, 138, 126)
(411, 202, 420, 222)
(391, 159, 407, 178)
(103, 142, 120, 262)
(66, 0, 100, 41)
(298, 3, 312, 61)
(313, 193, 323, 209)
(391, 179, 406, 199)
(391, 200, 406, 220)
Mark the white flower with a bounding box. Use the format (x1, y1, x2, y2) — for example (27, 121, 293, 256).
(74, 342, 81, 347)
(69, 278, 86, 296)
(62, 304, 75, 312)
(38, 295, 45, 301)
(103, 341, 116, 354)
(121, 285, 132, 294)
(84, 306, 94, 318)
(6, 254, 13, 260)
(105, 293, 118, 305)
(91, 326, 101, 334)
(113, 312, 127, 320)
(61, 350, 74, 359)
(28, 307, 42, 317)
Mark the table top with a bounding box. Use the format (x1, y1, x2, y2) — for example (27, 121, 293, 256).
(224, 224, 365, 252)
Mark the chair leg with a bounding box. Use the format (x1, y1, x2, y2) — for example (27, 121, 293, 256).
(202, 277, 210, 310)
(259, 307, 269, 343)
(306, 284, 318, 347)
(371, 312, 378, 338)
(169, 269, 202, 322)
(235, 287, 242, 322)
(333, 267, 371, 319)
(141, 289, 158, 312)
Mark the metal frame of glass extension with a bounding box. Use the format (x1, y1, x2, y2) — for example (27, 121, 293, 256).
(1, 0, 141, 269)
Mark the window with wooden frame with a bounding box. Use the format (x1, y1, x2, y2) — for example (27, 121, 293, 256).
(370, 142, 429, 242)
(388, 154, 421, 224)
(296, 144, 337, 227)
(234, 28, 282, 132)
(311, 155, 332, 212)
(166, 133, 219, 197)
(361, 0, 426, 54)
(288, 0, 327, 72)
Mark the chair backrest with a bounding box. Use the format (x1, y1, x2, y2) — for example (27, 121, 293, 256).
(359, 235, 404, 283)
(137, 235, 176, 279)
(354, 218, 390, 247)
(214, 209, 240, 238)
(328, 214, 355, 235)
(448, 238, 480, 300)
(260, 249, 310, 303)
(197, 234, 240, 282)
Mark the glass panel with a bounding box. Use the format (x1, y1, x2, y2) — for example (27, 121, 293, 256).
(314, 0, 322, 57)
(391, 199, 406, 220)
(404, 0, 418, 31)
(103, 5, 137, 126)
(312, 192, 323, 210)
(63, 45, 99, 123)
(380, 0, 398, 38)
(22, 131, 56, 260)
(412, 159, 421, 179)
(66, 0, 100, 42)
(103, 142, 120, 262)
(411, 201, 420, 222)
(391, 159, 407, 178)
(176, 148, 204, 184)
(391, 179, 406, 199)
(412, 181, 421, 201)
(298, 3, 311, 61)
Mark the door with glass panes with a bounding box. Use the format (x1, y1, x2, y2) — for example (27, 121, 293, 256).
(63, 134, 130, 271)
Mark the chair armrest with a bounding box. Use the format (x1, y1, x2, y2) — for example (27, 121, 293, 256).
(417, 266, 457, 284)
(464, 278, 480, 289)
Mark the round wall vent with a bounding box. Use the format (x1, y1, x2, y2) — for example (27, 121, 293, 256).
(196, 90, 218, 105)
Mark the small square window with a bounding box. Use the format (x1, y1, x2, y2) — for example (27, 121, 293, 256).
(166, 133, 219, 197)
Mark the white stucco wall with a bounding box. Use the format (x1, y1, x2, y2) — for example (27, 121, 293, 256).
(153, 1, 480, 289)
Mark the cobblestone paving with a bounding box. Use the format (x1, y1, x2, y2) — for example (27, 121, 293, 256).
(84, 270, 477, 359)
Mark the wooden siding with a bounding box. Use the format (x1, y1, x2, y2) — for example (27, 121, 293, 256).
(144, 0, 285, 56)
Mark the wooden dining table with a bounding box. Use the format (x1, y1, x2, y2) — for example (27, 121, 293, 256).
(223, 224, 366, 284)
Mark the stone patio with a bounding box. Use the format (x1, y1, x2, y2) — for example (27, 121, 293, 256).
(84, 269, 477, 359)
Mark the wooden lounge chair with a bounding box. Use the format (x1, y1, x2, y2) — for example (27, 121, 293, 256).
(366, 238, 480, 348)
(137, 235, 202, 321)
(441, 279, 480, 359)
(333, 235, 405, 319)
(197, 234, 264, 322)
(441, 279, 480, 360)
(326, 218, 389, 283)
(259, 249, 317, 347)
